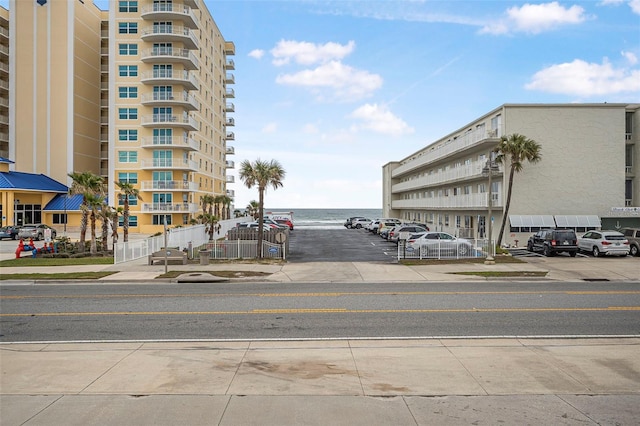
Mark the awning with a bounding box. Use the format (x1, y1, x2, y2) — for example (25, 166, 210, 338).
(509, 215, 555, 227)
(554, 215, 601, 228)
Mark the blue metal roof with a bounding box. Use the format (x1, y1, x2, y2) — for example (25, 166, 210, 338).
(0, 171, 68, 192)
(0, 157, 15, 164)
(44, 194, 84, 211)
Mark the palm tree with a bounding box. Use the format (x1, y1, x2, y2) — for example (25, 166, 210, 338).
(85, 193, 104, 255)
(213, 194, 225, 218)
(68, 172, 104, 253)
(219, 195, 232, 220)
(114, 181, 142, 243)
(246, 200, 259, 219)
(99, 203, 113, 252)
(494, 133, 542, 246)
(239, 159, 285, 258)
(199, 213, 219, 241)
(201, 194, 215, 217)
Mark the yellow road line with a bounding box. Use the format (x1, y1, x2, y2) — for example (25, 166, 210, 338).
(1, 306, 639, 317)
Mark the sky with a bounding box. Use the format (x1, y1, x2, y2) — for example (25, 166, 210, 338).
(4, 1, 640, 209)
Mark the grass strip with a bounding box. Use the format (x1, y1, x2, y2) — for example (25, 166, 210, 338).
(1, 257, 114, 267)
(0, 271, 117, 280)
(451, 271, 548, 278)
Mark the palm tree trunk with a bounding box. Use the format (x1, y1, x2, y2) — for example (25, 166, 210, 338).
(123, 201, 129, 243)
(257, 188, 265, 258)
(90, 213, 97, 254)
(101, 214, 109, 252)
(79, 206, 88, 253)
(496, 166, 516, 246)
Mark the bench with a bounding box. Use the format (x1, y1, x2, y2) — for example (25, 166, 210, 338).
(148, 248, 188, 265)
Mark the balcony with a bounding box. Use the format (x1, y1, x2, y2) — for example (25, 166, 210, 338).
(141, 47, 199, 70)
(0, 45, 8, 59)
(141, 69, 199, 91)
(141, 202, 199, 213)
(224, 41, 236, 55)
(225, 160, 235, 169)
(391, 192, 503, 210)
(141, 25, 198, 50)
(226, 132, 235, 141)
(226, 146, 235, 155)
(183, 0, 200, 9)
(140, 158, 199, 171)
(226, 175, 235, 183)
(141, 3, 199, 29)
(226, 189, 235, 198)
(225, 88, 235, 98)
(140, 180, 198, 191)
(225, 103, 235, 112)
(140, 91, 200, 111)
(392, 129, 501, 178)
(225, 73, 235, 84)
(225, 117, 235, 126)
(225, 59, 235, 70)
(140, 135, 198, 151)
(391, 162, 502, 193)
(141, 114, 199, 131)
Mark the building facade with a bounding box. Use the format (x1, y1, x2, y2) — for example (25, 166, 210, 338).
(383, 103, 640, 247)
(4, 0, 235, 234)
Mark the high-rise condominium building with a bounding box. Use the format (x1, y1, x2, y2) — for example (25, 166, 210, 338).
(383, 103, 640, 246)
(6, 0, 235, 234)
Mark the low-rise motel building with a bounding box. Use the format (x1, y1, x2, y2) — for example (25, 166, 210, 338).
(383, 103, 640, 247)
(0, 0, 235, 234)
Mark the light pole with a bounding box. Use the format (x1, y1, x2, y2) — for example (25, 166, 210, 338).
(13, 198, 19, 227)
(482, 159, 499, 264)
(64, 192, 68, 236)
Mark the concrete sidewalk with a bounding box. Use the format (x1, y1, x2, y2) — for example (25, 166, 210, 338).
(2, 338, 639, 425)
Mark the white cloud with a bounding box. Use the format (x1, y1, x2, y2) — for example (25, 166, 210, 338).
(622, 51, 638, 65)
(271, 40, 356, 66)
(262, 122, 278, 133)
(481, 2, 588, 35)
(350, 103, 414, 136)
(302, 123, 319, 134)
(600, 0, 640, 14)
(275, 61, 383, 101)
(525, 58, 640, 96)
(248, 49, 265, 59)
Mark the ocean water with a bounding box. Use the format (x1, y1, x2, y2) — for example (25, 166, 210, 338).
(266, 208, 383, 229)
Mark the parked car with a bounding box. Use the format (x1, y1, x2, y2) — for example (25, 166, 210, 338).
(18, 224, 57, 241)
(578, 230, 630, 257)
(620, 227, 640, 257)
(344, 217, 366, 229)
(388, 224, 429, 244)
(236, 222, 272, 231)
(526, 229, 578, 257)
(262, 218, 289, 229)
(0, 226, 20, 240)
(405, 232, 473, 257)
(275, 219, 294, 230)
(350, 218, 371, 229)
(378, 220, 402, 238)
(366, 219, 381, 232)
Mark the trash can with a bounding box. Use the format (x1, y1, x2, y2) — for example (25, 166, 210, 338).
(199, 249, 210, 265)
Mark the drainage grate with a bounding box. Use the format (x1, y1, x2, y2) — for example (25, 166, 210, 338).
(582, 278, 610, 282)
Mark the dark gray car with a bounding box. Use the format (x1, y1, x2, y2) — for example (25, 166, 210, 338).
(527, 229, 578, 257)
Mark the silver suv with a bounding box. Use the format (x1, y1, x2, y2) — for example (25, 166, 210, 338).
(620, 228, 640, 257)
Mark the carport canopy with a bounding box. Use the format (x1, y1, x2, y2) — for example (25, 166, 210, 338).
(554, 215, 601, 228)
(509, 215, 555, 228)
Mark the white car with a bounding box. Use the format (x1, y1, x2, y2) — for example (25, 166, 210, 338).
(578, 230, 630, 257)
(405, 232, 473, 257)
(350, 218, 372, 229)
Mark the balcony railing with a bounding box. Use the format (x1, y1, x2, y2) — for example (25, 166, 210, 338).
(140, 91, 200, 110)
(141, 114, 199, 131)
(226, 146, 235, 155)
(225, 160, 235, 169)
(141, 202, 199, 213)
(140, 135, 198, 151)
(225, 59, 235, 70)
(227, 189, 235, 198)
(226, 132, 235, 141)
(141, 3, 199, 28)
(226, 117, 235, 126)
(141, 25, 198, 49)
(225, 103, 235, 112)
(224, 41, 236, 55)
(225, 73, 235, 84)
(141, 47, 199, 70)
(140, 158, 198, 171)
(391, 162, 502, 193)
(392, 129, 501, 178)
(391, 192, 503, 210)
(225, 88, 235, 98)
(141, 180, 198, 191)
(141, 69, 199, 90)
(226, 175, 235, 183)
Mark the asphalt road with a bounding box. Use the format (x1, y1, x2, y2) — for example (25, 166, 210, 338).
(2, 281, 639, 342)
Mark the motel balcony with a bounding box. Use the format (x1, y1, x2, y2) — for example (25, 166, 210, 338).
(391, 192, 503, 210)
(140, 136, 198, 151)
(141, 3, 199, 29)
(140, 180, 198, 191)
(141, 202, 200, 213)
(141, 70, 199, 91)
(391, 162, 503, 193)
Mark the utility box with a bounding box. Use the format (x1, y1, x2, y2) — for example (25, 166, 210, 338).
(199, 250, 210, 265)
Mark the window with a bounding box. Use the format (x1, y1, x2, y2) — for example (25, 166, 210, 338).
(118, 129, 138, 141)
(153, 215, 172, 225)
(118, 194, 138, 206)
(119, 44, 138, 55)
(118, 151, 138, 163)
(118, 65, 138, 77)
(119, 215, 138, 227)
(118, 22, 138, 34)
(463, 185, 471, 195)
(118, 108, 138, 119)
(118, 87, 138, 98)
(444, 215, 449, 226)
(118, 172, 138, 184)
(153, 128, 173, 144)
(118, 1, 138, 12)
(52, 214, 67, 225)
(455, 215, 461, 228)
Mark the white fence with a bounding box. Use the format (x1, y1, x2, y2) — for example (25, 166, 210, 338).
(397, 238, 492, 260)
(202, 239, 285, 260)
(114, 217, 247, 264)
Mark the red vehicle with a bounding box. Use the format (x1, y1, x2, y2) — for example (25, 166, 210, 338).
(275, 219, 294, 230)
